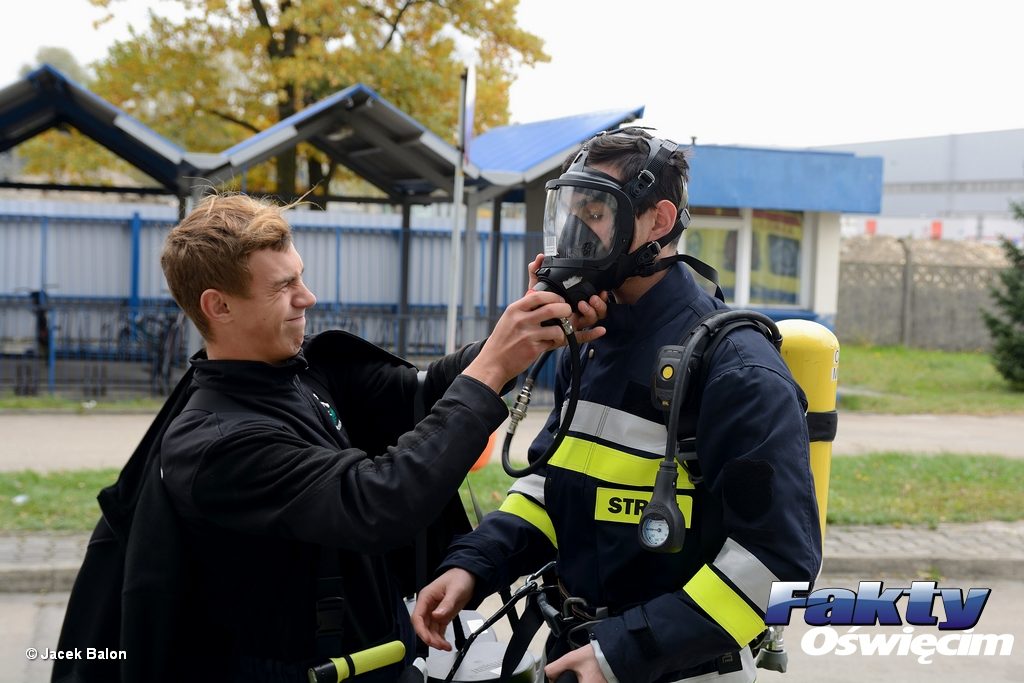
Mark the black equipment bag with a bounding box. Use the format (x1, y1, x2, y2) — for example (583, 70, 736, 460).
(55, 330, 476, 682)
(53, 367, 196, 683)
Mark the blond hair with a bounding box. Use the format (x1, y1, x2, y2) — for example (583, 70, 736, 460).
(161, 193, 293, 339)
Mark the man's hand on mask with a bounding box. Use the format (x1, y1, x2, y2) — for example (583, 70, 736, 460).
(527, 253, 608, 345)
(464, 290, 576, 393)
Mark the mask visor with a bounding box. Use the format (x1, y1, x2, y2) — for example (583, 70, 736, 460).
(543, 185, 621, 262)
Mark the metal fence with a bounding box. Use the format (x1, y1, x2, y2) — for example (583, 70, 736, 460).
(0, 297, 187, 397)
(0, 207, 539, 397)
(835, 238, 1006, 351)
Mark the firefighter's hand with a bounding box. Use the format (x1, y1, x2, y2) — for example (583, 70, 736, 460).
(464, 290, 575, 393)
(411, 568, 476, 652)
(544, 643, 608, 683)
(527, 253, 608, 345)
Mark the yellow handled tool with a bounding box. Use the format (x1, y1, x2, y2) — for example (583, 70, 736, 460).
(307, 640, 406, 683)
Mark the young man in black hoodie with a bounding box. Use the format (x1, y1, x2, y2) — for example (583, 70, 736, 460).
(110, 192, 605, 682)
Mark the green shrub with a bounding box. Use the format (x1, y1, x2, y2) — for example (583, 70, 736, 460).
(981, 203, 1024, 390)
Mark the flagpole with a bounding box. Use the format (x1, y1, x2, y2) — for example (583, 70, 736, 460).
(444, 68, 469, 354)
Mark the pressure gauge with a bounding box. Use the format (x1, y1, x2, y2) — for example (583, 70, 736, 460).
(638, 461, 687, 553)
(640, 515, 670, 548)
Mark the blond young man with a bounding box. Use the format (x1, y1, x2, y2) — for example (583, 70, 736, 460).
(59, 193, 605, 683)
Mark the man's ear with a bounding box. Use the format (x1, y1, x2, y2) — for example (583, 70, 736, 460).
(200, 289, 233, 326)
(649, 199, 678, 242)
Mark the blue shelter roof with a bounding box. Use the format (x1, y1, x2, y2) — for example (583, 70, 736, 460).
(469, 107, 645, 184)
(468, 110, 881, 213)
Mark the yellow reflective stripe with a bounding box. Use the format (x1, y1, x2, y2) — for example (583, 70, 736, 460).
(549, 436, 694, 489)
(499, 492, 557, 548)
(594, 488, 693, 527)
(684, 565, 766, 647)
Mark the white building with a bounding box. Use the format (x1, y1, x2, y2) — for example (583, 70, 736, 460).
(816, 129, 1024, 243)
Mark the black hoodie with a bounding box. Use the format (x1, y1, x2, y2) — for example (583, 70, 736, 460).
(55, 331, 507, 683)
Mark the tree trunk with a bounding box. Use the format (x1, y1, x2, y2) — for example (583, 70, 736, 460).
(306, 157, 327, 209)
(275, 84, 297, 198)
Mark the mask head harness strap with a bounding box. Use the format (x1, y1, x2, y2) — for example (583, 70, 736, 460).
(541, 130, 703, 299)
(582, 130, 691, 279)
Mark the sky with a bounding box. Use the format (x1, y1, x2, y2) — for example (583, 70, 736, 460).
(4, 0, 1023, 148)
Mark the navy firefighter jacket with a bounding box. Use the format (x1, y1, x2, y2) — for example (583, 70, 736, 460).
(440, 264, 822, 683)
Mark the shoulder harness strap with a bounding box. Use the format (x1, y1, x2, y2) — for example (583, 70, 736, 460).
(665, 310, 782, 480)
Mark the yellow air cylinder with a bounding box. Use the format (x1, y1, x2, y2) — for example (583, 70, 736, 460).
(776, 319, 839, 544)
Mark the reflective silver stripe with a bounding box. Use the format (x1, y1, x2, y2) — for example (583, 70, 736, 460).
(590, 637, 621, 683)
(508, 473, 546, 505)
(713, 538, 781, 614)
(566, 400, 666, 456)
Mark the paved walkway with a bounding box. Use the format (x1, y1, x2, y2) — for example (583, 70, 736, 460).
(3, 409, 1024, 472)
(832, 413, 1024, 458)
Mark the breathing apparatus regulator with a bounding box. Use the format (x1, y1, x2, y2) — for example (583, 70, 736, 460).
(502, 130, 699, 479)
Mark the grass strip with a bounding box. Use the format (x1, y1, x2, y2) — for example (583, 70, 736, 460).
(0, 469, 119, 531)
(838, 345, 1024, 414)
(2, 454, 1021, 533)
(461, 454, 1024, 527)
(826, 453, 1024, 526)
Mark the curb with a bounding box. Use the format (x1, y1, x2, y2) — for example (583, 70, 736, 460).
(2, 556, 1023, 594)
(0, 564, 80, 593)
(821, 555, 1024, 580)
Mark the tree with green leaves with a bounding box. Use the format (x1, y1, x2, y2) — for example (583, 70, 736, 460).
(19, 0, 547, 196)
(981, 202, 1024, 390)
(19, 47, 92, 83)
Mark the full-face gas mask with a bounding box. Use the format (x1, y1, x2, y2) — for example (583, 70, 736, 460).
(534, 131, 692, 309)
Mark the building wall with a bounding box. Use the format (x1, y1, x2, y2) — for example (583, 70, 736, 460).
(682, 208, 840, 324)
(835, 236, 1008, 351)
(816, 129, 1024, 220)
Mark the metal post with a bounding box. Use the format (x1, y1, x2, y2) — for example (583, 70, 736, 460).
(47, 310, 56, 396)
(130, 211, 142, 320)
(444, 70, 469, 355)
(734, 208, 753, 306)
(40, 218, 55, 395)
(335, 227, 342, 304)
(398, 202, 412, 357)
(899, 238, 914, 347)
(461, 196, 479, 342)
(487, 196, 504, 328)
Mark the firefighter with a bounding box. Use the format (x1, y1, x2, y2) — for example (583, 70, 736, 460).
(413, 129, 822, 683)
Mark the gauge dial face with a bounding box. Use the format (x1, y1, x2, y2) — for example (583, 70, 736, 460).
(641, 516, 670, 547)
